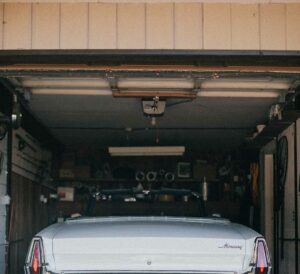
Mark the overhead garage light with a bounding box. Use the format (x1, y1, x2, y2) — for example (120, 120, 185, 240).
(30, 88, 112, 95)
(108, 146, 185, 156)
(22, 78, 109, 89)
(197, 90, 282, 98)
(118, 78, 194, 89)
(200, 79, 291, 90)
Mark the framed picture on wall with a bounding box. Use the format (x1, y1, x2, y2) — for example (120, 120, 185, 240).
(177, 162, 191, 178)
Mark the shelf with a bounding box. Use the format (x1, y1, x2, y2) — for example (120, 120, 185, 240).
(54, 177, 206, 183)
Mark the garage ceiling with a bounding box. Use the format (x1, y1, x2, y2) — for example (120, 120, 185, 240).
(9, 75, 294, 150)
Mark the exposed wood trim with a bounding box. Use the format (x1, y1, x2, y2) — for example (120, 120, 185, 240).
(113, 91, 197, 98)
(1, 67, 300, 80)
(1, 50, 300, 68)
(2, 0, 300, 3)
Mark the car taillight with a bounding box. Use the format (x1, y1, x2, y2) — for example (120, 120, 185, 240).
(253, 238, 271, 274)
(25, 238, 45, 274)
(31, 241, 41, 274)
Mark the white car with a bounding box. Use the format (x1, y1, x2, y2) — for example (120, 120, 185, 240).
(24, 216, 271, 274)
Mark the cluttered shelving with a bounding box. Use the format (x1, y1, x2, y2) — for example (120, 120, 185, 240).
(53, 149, 249, 223)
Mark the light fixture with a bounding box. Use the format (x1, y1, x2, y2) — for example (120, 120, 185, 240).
(197, 90, 282, 98)
(30, 88, 112, 95)
(22, 78, 109, 89)
(118, 78, 194, 89)
(108, 146, 185, 156)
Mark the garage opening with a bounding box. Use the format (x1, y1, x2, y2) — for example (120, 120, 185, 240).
(0, 53, 299, 274)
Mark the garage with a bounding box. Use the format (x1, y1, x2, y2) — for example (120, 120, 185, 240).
(0, 1, 299, 274)
(0, 51, 299, 274)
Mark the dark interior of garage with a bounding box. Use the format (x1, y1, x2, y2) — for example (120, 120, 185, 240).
(0, 52, 299, 274)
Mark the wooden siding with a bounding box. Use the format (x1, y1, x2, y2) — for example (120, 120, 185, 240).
(1, 3, 300, 51)
(8, 173, 54, 274)
(32, 3, 60, 49)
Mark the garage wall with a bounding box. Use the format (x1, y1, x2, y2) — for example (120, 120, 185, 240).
(0, 133, 7, 274)
(12, 128, 52, 184)
(0, 3, 300, 50)
(259, 140, 276, 260)
(278, 125, 296, 274)
(8, 128, 55, 274)
(8, 173, 53, 274)
(297, 118, 300, 268)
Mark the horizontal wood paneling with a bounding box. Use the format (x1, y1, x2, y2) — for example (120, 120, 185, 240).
(1, 3, 300, 51)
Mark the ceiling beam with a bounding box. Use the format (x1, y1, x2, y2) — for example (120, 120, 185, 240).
(113, 91, 197, 98)
(2, 0, 299, 3)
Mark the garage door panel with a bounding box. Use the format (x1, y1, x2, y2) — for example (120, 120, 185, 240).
(31, 97, 275, 128)
(36, 108, 268, 130)
(41, 112, 149, 128)
(52, 128, 248, 149)
(30, 95, 137, 112)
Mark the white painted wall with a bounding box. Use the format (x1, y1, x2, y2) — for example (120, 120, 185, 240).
(0, 132, 7, 274)
(0, 3, 300, 50)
